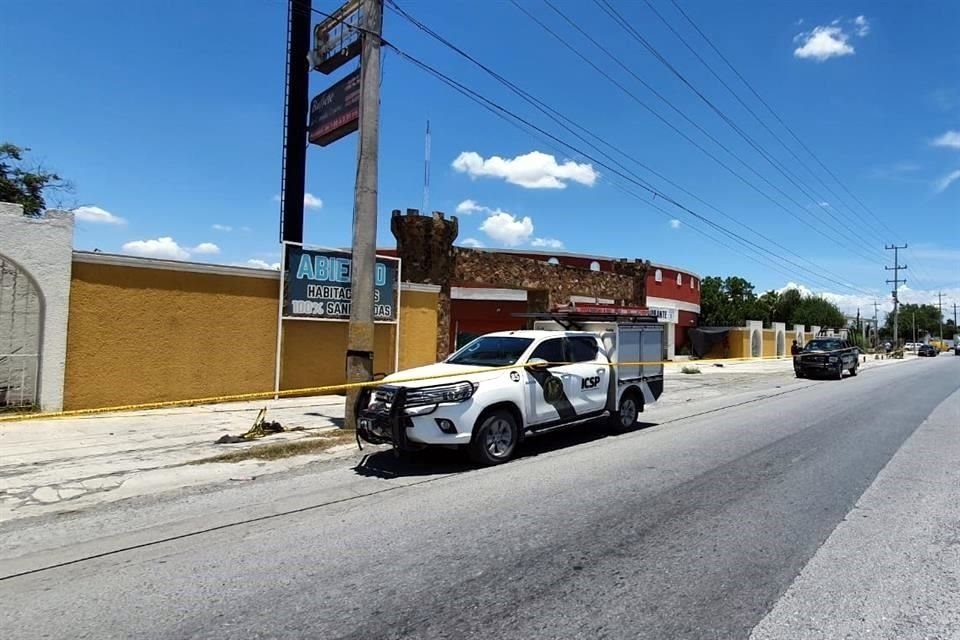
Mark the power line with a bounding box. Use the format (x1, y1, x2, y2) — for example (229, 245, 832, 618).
(525, 0, 886, 267)
(667, 0, 898, 240)
(618, 0, 892, 251)
(377, 12, 875, 295)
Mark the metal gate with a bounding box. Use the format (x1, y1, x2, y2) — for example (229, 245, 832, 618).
(0, 255, 41, 410)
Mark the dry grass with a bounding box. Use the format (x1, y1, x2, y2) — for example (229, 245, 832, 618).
(193, 429, 358, 464)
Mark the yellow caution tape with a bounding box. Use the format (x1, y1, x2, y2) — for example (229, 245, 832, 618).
(0, 349, 863, 424)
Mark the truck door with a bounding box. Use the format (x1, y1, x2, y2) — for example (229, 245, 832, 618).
(524, 337, 568, 425)
(563, 336, 609, 415)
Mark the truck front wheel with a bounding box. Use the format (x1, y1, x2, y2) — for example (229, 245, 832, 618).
(469, 410, 519, 465)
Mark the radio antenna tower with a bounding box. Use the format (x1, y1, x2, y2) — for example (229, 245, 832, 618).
(422, 120, 431, 214)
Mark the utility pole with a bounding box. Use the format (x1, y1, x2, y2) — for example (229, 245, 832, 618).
(279, 0, 312, 244)
(912, 311, 916, 347)
(884, 244, 908, 345)
(344, 0, 384, 430)
(872, 300, 880, 349)
(937, 291, 944, 344)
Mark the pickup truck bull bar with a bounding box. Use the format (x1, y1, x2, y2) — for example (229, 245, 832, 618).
(354, 385, 415, 454)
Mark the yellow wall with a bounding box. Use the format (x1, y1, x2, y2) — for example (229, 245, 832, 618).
(397, 289, 439, 370)
(64, 261, 438, 410)
(762, 329, 781, 358)
(704, 327, 751, 359)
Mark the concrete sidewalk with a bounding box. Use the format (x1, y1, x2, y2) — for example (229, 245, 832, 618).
(0, 354, 919, 523)
(0, 396, 351, 522)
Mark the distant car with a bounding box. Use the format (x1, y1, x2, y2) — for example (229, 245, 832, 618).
(795, 338, 859, 379)
(918, 344, 938, 357)
(904, 342, 919, 351)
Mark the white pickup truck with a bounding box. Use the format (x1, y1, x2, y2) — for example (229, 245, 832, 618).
(356, 313, 665, 464)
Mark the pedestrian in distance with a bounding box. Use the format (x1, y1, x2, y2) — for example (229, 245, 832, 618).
(791, 339, 802, 376)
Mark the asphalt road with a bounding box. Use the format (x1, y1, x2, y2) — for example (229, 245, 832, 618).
(2, 356, 958, 639)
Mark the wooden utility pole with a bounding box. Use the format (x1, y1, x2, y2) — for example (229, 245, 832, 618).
(344, 0, 384, 429)
(884, 244, 907, 345)
(937, 291, 944, 344)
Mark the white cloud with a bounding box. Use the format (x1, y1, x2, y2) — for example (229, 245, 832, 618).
(480, 210, 534, 246)
(455, 199, 487, 215)
(240, 226, 252, 232)
(244, 259, 281, 270)
(121, 237, 190, 260)
(72, 205, 126, 225)
(212, 224, 233, 232)
(531, 237, 564, 249)
(935, 169, 960, 193)
(452, 150, 598, 189)
(669, 219, 681, 229)
(853, 15, 870, 36)
(932, 130, 960, 149)
(272, 193, 323, 209)
(460, 238, 484, 248)
(793, 25, 855, 61)
(304, 193, 323, 209)
(192, 242, 221, 255)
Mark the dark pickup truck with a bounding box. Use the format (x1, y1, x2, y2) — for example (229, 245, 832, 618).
(794, 338, 860, 379)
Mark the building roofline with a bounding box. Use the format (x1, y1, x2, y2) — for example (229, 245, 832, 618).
(73, 251, 281, 279)
(375, 245, 700, 279)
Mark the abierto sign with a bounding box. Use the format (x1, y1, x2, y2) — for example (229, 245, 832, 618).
(282, 245, 399, 323)
(308, 69, 360, 147)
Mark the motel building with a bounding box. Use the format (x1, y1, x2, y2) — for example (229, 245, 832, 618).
(383, 247, 701, 360)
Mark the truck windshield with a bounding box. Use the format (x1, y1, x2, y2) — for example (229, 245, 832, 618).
(446, 336, 533, 367)
(804, 339, 843, 352)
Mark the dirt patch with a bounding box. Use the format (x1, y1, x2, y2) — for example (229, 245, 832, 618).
(193, 429, 358, 464)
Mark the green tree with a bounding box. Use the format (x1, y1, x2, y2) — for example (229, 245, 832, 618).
(791, 296, 846, 329)
(0, 143, 70, 216)
(887, 303, 946, 340)
(774, 288, 803, 325)
(698, 276, 847, 330)
(699, 276, 726, 326)
(757, 290, 780, 326)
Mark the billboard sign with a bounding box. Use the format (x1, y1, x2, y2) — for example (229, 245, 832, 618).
(310, 0, 362, 74)
(282, 245, 399, 323)
(308, 69, 360, 147)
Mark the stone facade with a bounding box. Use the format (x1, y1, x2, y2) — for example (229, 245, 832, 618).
(392, 209, 649, 359)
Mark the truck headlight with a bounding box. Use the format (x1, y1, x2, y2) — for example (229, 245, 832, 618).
(828, 356, 839, 363)
(405, 381, 476, 407)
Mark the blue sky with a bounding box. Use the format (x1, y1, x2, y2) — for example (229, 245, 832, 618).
(3, 0, 958, 315)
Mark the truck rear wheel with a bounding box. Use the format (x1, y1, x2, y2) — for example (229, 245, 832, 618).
(469, 409, 519, 465)
(609, 391, 641, 433)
